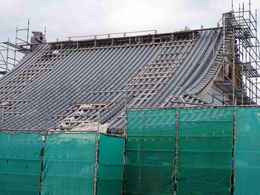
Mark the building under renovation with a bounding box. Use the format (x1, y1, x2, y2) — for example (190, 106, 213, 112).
(0, 2, 260, 195)
(0, 6, 259, 134)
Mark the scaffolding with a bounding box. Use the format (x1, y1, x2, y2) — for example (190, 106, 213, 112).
(0, 44, 10, 75)
(0, 20, 31, 75)
(221, 0, 260, 105)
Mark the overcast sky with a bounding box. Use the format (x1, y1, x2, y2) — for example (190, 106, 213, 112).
(0, 0, 259, 42)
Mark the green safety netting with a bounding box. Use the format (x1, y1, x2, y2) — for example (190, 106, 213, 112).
(127, 109, 176, 137)
(2, 107, 260, 195)
(41, 132, 97, 195)
(97, 134, 125, 195)
(0, 132, 42, 195)
(177, 108, 233, 195)
(235, 107, 260, 195)
(125, 109, 176, 195)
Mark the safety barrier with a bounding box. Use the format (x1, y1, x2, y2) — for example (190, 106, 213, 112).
(125, 107, 260, 195)
(0, 106, 260, 194)
(0, 132, 124, 195)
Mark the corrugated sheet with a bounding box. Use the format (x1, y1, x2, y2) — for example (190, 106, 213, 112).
(0, 29, 224, 132)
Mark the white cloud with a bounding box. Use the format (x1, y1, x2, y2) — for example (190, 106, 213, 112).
(0, 0, 259, 42)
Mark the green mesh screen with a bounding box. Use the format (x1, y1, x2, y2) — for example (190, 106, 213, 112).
(0, 132, 42, 195)
(235, 107, 260, 195)
(97, 134, 125, 195)
(125, 109, 176, 195)
(41, 132, 96, 195)
(177, 108, 233, 195)
(2, 107, 260, 195)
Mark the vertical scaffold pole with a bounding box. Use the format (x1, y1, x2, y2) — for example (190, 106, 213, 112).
(122, 91, 128, 195)
(173, 108, 180, 194)
(93, 108, 101, 195)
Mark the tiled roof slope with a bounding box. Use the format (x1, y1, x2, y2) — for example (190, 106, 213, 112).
(0, 29, 224, 132)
